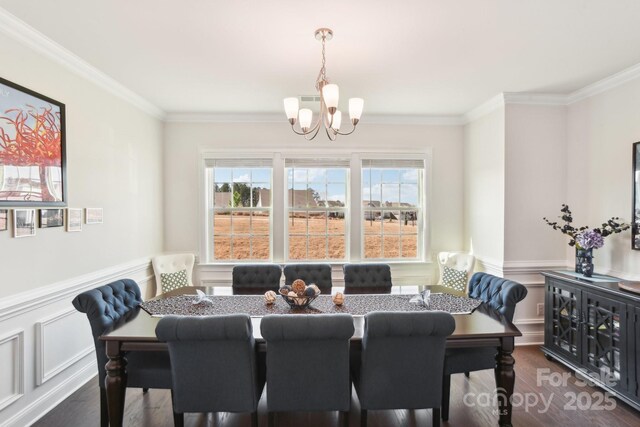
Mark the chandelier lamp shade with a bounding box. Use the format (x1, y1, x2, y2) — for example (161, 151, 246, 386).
(284, 28, 364, 141)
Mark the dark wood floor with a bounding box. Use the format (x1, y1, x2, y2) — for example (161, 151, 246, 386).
(34, 346, 639, 427)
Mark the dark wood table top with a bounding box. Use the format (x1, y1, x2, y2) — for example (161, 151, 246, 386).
(101, 285, 521, 344)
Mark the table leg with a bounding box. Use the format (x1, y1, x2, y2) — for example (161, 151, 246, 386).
(495, 336, 515, 427)
(105, 340, 127, 427)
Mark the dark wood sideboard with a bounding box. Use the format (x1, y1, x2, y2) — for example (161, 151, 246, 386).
(541, 271, 640, 411)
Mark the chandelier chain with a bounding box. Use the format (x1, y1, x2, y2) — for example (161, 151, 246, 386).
(315, 34, 328, 91)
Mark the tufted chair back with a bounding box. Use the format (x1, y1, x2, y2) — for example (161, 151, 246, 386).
(152, 253, 195, 296)
(283, 263, 332, 294)
(261, 314, 354, 413)
(232, 264, 282, 295)
(343, 263, 392, 294)
(356, 311, 455, 411)
(467, 272, 528, 322)
(73, 279, 176, 427)
(155, 315, 263, 415)
(72, 279, 142, 386)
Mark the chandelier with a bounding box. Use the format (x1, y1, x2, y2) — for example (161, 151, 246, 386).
(283, 28, 364, 141)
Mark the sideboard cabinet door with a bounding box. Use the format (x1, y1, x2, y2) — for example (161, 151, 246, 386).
(581, 290, 628, 394)
(545, 278, 582, 365)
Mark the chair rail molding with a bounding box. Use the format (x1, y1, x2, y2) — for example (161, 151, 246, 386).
(0, 257, 153, 322)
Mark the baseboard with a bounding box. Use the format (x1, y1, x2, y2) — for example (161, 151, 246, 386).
(1, 361, 96, 427)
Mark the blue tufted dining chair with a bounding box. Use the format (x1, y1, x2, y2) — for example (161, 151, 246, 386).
(353, 311, 455, 427)
(283, 263, 333, 294)
(232, 264, 282, 294)
(441, 272, 528, 421)
(156, 314, 264, 427)
(261, 314, 354, 426)
(342, 263, 392, 294)
(72, 279, 180, 427)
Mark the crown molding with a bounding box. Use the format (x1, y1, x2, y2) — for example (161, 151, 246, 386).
(0, 7, 165, 120)
(567, 62, 640, 104)
(502, 92, 568, 106)
(462, 93, 505, 124)
(165, 111, 466, 126)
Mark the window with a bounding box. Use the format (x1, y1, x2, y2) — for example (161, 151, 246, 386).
(362, 159, 424, 260)
(206, 159, 272, 262)
(203, 153, 427, 263)
(285, 158, 349, 261)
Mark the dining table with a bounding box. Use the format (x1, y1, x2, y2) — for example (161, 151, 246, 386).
(100, 285, 521, 427)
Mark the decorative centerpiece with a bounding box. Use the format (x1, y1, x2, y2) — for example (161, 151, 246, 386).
(543, 204, 630, 276)
(278, 280, 321, 308)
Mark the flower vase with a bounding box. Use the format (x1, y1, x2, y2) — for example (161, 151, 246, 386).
(575, 248, 593, 274)
(581, 259, 594, 277)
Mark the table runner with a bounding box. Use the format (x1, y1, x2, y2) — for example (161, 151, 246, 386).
(140, 293, 482, 317)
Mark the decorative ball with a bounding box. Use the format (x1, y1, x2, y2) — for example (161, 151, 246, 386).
(287, 291, 298, 298)
(264, 290, 277, 305)
(304, 286, 316, 297)
(292, 279, 306, 295)
(309, 284, 321, 295)
(279, 285, 292, 295)
(332, 292, 344, 306)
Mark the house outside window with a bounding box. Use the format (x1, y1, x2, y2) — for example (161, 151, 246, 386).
(362, 159, 424, 260)
(206, 159, 272, 262)
(285, 158, 349, 261)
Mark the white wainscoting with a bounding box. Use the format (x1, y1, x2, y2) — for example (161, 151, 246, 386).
(35, 309, 93, 386)
(0, 330, 24, 412)
(0, 258, 154, 427)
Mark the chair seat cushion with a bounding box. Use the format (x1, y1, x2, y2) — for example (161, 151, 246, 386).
(442, 266, 467, 292)
(160, 269, 189, 293)
(444, 347, 498, 375)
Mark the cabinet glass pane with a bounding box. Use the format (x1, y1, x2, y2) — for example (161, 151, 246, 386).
(584, 298, 623, 382)
(550, 285, 579, 357)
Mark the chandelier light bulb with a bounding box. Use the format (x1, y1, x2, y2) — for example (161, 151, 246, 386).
(284, 97, 299, 122)
(299, 108, 313, 130)
(322, 84, 339, 112)
(349, 98, 364, 122)
(331, 111, 342, 130)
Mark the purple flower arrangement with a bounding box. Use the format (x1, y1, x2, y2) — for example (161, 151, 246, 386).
(543, 204, 630, 249)
(576, 229, 605, 250)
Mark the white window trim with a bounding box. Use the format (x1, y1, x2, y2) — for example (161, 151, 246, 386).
(199, 149, 432, 265)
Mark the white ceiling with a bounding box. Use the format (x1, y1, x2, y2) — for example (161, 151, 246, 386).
(2, 0, 640, 117)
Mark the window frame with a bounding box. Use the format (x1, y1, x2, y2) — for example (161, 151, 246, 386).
(200, 151, 430, 265)
(203, 155, 275, 263)
(360, 158, 426, 261)
(284, 158, 351, 262)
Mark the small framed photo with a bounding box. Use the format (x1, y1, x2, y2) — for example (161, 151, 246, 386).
(13, 209, 36, 238)
(0, 209, 8, 231)
(67, 208, 82, 232)
(85, 207, 103, 224)
(39, 208, 64, 228)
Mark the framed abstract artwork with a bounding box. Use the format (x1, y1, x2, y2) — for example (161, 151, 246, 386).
(13, 208, 36, 238)
(0, 77, 66, 207)
(39, 208, 64, 228)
